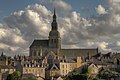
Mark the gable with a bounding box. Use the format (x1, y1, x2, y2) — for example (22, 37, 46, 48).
(46, 51, 56, 59)
(51, 64, 59, 70)
(57, 77, 63, 80)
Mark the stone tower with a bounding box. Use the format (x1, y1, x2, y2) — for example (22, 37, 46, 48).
(49, 9, 61, 53)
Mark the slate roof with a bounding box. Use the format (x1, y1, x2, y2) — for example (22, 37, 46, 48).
(30, 39, 49, 48)
(22, 61, 41, 67)
(59, 48, 98, 58)
(29, 40, 98, 58)
(60, 58, 77, 63)
(0, 66, 15, 69)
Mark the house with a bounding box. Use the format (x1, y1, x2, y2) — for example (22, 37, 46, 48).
(0, 52, 8, 66)
(0, 65, 16, 80)
(59, 56, 82, 76)
(22, 61, 45, 80)
(46, 64, 60, 79)
(87, 63, 99, 78)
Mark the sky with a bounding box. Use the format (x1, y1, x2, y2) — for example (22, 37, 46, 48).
(0, 0, 120, 56)
(0, 0, 107, 21)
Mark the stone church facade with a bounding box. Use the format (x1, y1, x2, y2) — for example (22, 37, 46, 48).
(29, 9, 98, 59)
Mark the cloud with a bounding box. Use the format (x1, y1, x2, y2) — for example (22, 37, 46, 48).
(109, 0, 120, 3)
(1, 3, 95, 55)
(0, 4, 52, 56)
(96, 5, 107, 15)
(87, 41, 111, 51)
(49, 0, 72, 11)
(1, 0, 120, 56)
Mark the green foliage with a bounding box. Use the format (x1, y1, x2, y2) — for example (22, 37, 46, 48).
(93, 78, 102, 80)
(13, 71, 21, 78)
(65, 74, 88, 80)
(81, 67, 88, 74)
(22, 76, 37, 80)
(6, 74, 15, 80)
(99, 71, 120, 79)
(6, 71, 21, 80)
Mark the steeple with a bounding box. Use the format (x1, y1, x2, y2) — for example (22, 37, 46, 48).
(49, 8, 61, 53)
(53, 8, 56, 20)
(51, 8, 58, 30)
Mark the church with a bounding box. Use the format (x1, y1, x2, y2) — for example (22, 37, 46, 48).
(29, 9, 98, 59)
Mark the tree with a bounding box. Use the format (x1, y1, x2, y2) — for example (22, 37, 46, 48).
(6, 71, 21, 80)
(13, 71, 21, 79)
(27, 76, 36, 80)
(22, 76, 37, 80)
(6, 74, 15, 80)
(65, 74, 88, 80)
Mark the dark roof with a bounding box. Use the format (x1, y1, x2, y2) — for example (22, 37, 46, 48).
(59, 48, 98, 58)
(30, 39, 49, 48)
(92, 53, 102, 58)
(0, 66, 15, 69)
(60, 58, 76, 63)
(103, 52, 112, 58)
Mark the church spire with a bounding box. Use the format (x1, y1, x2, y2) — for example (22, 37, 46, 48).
(53, 8, 56, 21)
(51, 8, 58, 30)
(49, 8, 61, 53)
(54, 8, 56, 16)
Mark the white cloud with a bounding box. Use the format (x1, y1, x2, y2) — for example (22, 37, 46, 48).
(97, 42, 111, 51)
(0, 4, 52, 55)
(0, 28, 7, 39)
(0, 43, 20, 52)
(116, 41, 120, 46)
(1, 0, 120, 55)
(87, 41, 111, 52)
(109, 0, 120, 3)
(50, 0, 72, 11)
(96, 5, 107, 15)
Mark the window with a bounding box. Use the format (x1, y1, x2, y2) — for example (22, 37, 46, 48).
(34, 51, 36, 56)
(41, 69, 43, 72)
(38, 51, 40, 56)
(66, 70, 67, 73)
(26, 69, 28, 72)
(52, 39, 54, 44)
(54, 39, 56, 43)
(29, 69, 31, 72)
(62, 70, 64, 75)
(62, 65, 64, 68)
(32, 69, 34, 72)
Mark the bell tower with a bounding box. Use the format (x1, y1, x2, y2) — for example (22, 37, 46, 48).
(49, 9, 61, 53)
